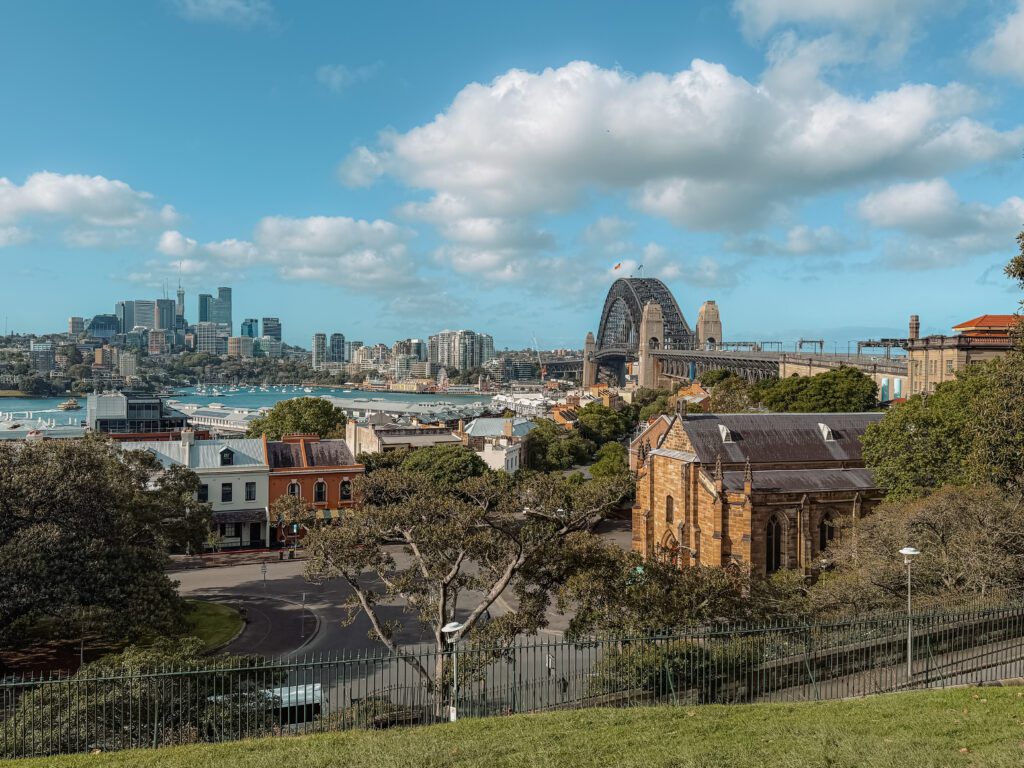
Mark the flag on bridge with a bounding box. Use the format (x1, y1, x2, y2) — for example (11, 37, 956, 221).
(613, 262, 622, 270)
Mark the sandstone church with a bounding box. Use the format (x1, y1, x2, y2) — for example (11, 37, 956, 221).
(632, 411, 885, 575)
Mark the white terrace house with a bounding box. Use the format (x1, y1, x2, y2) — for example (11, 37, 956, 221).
(121, 430, 271, 550)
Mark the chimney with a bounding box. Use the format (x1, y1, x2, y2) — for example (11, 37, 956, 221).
(503, 418, 514, 437)
(909, 315, 920, 341)
(457, 418, 465, 435)
(181, 428, 195, 447)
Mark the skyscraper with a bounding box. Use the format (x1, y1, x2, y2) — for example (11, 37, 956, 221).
(262, 317, 281, 341)
(212, 287, 232, 334)
(329, 332, 346, 362)
(155, 298, 175, 331)
(345, 340, 363, 362)
(427, 330, 496, 371)
(115, 300, 135, 333)
(312, 333, 327, 370)
(241, 318, 259, 338)
(133, 300, 157, 330)
(198, 294, 213, 323)
(176, 285, 185, 320)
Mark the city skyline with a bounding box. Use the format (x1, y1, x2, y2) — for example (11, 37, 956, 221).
(1, 1, 1023, 347)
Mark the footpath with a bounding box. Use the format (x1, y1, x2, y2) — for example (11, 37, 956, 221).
(169, 549, 307, 570)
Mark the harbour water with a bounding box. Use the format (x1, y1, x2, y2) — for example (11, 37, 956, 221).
(0, 386, 493, 423)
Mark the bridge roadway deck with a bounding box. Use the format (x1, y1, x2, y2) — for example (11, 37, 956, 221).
(654, 349, 907, 376)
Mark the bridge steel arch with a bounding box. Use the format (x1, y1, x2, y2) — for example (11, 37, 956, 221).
(595, 278, 693, 354)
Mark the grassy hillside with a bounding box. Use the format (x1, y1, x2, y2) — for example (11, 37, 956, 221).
(4, 687, 1024, 768)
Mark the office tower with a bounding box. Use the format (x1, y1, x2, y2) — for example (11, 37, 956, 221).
(155, 298, 175, 331)
(132, 300, 157, 330)
(68, 317, 85, 335)
(329, 332, 346, 362)
(262, 317, 281, 341)
(212, 287, 232, 334)
(312, 333, 327, 370)
(87, 314, 120, 340)
(198, 293, 213, 322)
(115, 300, 135, 333)
(241, 318, 259, 338)
(176, 285, 185, 320)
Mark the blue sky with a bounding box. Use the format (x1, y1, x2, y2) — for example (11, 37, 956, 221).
(1, 0, 1022, 349)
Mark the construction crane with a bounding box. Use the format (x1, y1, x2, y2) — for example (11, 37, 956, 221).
(533, 334, 546, 383)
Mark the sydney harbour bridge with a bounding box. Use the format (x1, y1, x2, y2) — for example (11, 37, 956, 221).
(541, 277, 908, 393)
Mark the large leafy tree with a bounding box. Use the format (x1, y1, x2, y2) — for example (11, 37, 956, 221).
(575, 402, 631, 445)
(810, 485, 1024, 616)
(400, 444, 488, 486)
(0, 437, 209, 646)
(246, 396, 346, 439)
(762, 367, 877, 413)
(300, 468, 626, 704)
(523, 418, 595, 470)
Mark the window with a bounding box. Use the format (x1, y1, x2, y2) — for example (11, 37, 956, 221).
(245, 481, 256, 502)
(198, 484, 208, 502)
(766, 516, 783, 574)
(818, 516, 835, 553)
(314, 481, 327, 503)
(665, 495, 674, 525)
(340, 479, 352, 501)
(946, 360, 954, 374)
(288, 481, 300, 497)
(221, 483, 233, 503)
(220, 448, 234, 467)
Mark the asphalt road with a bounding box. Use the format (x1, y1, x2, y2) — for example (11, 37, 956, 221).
(172, 516, 634, 659)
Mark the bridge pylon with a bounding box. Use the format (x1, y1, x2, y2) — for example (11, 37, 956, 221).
(637, 302, 663, 389)
(582, 331, 597, 387)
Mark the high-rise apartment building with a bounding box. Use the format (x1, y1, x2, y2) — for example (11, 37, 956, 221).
(29, 341, 55, 373)
(262, 317, 281, 341)
(119, 352, 138, 377)
(329, 332, 346, 362)
(68, 317, 85, 336)
(227, 336, 254, 359)
(344, 340, 363, 362)
(241, 318, 259, 338)
(428, 330, 496, 371)
(254, 336, 282, 359)
(312, 333, 327, 370)
(196, 322, 228, 355)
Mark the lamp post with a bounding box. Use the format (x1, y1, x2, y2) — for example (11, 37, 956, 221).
(441, 621, 465, 722)
(899, 547, 920, 687)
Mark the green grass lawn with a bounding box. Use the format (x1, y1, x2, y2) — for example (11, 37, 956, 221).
(5, 687, 1024, 768)
(182, 600, 242, 652)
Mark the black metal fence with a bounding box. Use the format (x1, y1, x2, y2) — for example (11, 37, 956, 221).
(4, 602, 1024, 758)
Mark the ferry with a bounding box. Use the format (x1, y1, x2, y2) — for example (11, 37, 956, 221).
(57, 398, 81, 411)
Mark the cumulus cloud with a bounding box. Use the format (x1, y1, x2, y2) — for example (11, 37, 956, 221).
(172, 0, 272, 26)
(316, 62, 382, 93)
(973, 1, 1024, 82)
(156, 215, 421, 294)
(0, 226, 30, 247)
(341, 60, 1022, 237)
(859, 179, 1024, 268)
(727, 224, 854, 256)
(732, 0, 942, 40)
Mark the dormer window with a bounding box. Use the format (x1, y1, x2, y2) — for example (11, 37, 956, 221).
(219, 447, 234, 466)
(817, 423, 835, 442)
(718, 424, 733, 443)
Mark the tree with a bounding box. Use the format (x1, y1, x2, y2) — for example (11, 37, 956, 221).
(589, 442, 629, 479)
(523, 419, 595, 470)
(810, 485, 1024, 616)
(762, 367, 877, 413)
(699, 369, 737, 388)
(708, 376, 754, 412)
(399, 444, 488, 486)
(0, 638, 284, 757)
(301, 468, 625, 707)
(246, 397, 346, 439)
(0, 438, 209, 647)
(576, 402, 630, 445)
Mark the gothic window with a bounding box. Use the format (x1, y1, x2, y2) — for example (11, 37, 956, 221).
(766, 516, 783, 574)
(818, 514, 835, 554)
(665, 495, 674, 525)
(314, 481, 327, 503)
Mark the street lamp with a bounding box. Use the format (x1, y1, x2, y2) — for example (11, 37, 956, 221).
(441, 621, 465, 722)
(899, 547, 920, 687)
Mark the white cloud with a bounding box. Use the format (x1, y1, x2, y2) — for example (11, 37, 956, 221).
(732, 0, 942, 40)
(341, 60, 1022, 236)
(727, 224, 853, 256)
(859, 179, 1024, 268)
(157, 230, 198, 257)
(0, 226, 30, 247)
(316, 63, 382, 93)
(173, 0, 272, 26)
(973, 1, 1024, 82)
